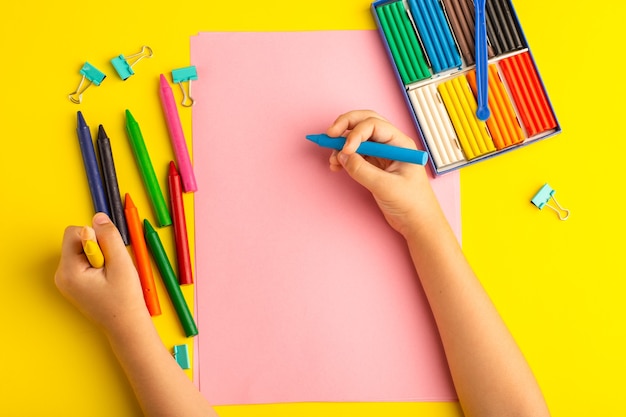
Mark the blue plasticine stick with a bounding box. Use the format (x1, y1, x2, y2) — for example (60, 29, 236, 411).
(306, 134, 428, 166)
(409, 0, 442, 72)
(429, 0, 462, 68)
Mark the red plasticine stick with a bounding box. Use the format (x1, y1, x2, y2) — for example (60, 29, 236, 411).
(500, 55, 539, 136)
(520, 52, 557, 130)
(168, 161, 193, 285)
(512, 54, 547, 132)
(500, 52, 556, 137)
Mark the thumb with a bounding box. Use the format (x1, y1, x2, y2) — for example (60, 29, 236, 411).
(92, 213, 128, 262)
(338, 152, 385, 192)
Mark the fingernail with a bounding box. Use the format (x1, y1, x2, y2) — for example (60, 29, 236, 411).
(80, 226, 94, 240)
(338, 152, 348, 166)
(93, 212, 111, 225)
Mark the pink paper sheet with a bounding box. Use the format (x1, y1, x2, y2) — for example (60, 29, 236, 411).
(191, 31, 459, 405)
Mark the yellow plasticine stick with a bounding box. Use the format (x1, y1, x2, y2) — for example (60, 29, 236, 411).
(465, 74, 496, 153)
(468, 67, 507, 149)
(438, 80, 476, 159)
(446, 78, 481, 156)
(446, 78, 482, 157)
(83, 240, 104, 268)
(451, 76, 494, 155)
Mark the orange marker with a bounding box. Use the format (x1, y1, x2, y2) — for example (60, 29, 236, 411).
(124, 193, 162, 316)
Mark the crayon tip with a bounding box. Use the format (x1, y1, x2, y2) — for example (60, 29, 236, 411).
(77, 111, 87, 127)
(159, 73, 168, 86)
(97, 124, 108, 140)
(124, 193, 136, 209)
(125, 109, 136, 124)
(168, 161, 179, 176)
(143, 218, 157, 235)
(305, 134, 321, 144)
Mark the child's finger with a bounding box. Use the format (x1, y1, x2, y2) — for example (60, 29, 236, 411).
(326, 110, 387, 137)
(91, 213, 129, 268)
(337, 151, 387, 192)
(61, 226, 87, 259)
(344, 117, 418, 153)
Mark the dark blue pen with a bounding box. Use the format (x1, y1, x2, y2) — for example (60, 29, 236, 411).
(76, 111, 110, 216)
(306, 134, 428, 165)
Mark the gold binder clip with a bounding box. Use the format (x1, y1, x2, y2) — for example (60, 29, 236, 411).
(111, 45, 154, 80)
(68, 62, 106, 104)
(172, 66, 198, 107)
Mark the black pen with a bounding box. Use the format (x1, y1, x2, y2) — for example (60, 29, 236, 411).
(97, 124, 130, 245)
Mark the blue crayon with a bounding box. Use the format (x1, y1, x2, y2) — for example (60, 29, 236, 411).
(76, 111, 110, 216)
(306, 134, 428, 166)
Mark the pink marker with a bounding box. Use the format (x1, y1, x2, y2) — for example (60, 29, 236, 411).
(159, 74, 198, 193)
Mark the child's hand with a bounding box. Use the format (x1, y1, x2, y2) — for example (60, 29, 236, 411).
(55, 213, 149, 334)
(326, 110, 441, 237)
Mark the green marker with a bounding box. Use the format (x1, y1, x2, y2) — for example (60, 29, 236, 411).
(144, 219, 198, 337)
(125, 109, 172, 227)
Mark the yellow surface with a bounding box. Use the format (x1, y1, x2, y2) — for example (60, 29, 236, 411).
(1, 1, 624, 416)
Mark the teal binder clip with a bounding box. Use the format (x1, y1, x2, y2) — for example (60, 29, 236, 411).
(172, 66, 198, 107)
(111, 46, 153, 80)
(531, 183, 570, 220)
(173, 344, 190, 369)
(68, 62, 106, 104)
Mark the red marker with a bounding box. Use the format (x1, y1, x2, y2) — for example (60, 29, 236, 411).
(168, 162, 193, 285)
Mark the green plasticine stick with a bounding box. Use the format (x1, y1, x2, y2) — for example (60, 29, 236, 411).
(393, 0, 431, 80)
(381, 4, 418, 82)
(377, 4, 411, 84)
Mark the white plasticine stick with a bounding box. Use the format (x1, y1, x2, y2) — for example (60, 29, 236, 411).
(409, 89, 445, 168)
(425, 83, 465, 163)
